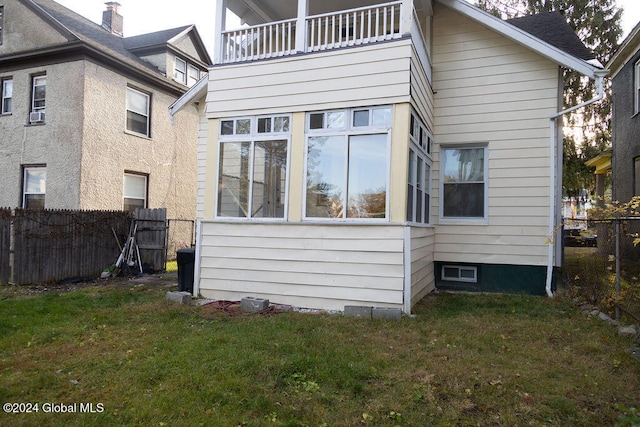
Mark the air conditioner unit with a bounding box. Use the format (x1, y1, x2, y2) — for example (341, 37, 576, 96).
(29, 111, 45, 123)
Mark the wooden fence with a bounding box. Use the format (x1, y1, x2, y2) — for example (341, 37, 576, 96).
(0, 208, 171, 285)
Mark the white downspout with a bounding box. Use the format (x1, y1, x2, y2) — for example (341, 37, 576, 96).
(545, 70, 607, 297)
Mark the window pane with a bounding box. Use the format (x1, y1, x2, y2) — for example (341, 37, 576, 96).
(252, 140, 287, 218)
(123, 174, 146, 199)
(353, 110, 369, 127)
(309, 113, 324, 129)
(372, 107, 392, 127)
(3, 80, 11, 97)
(274, 116, 290, 133)
(218, 142, 250, 217)
(443, 148, 484, 183)
(257, 117, 271, 133)
(443, 182, 484, 217)
(127, 89, 148, 115)
(347, 134, 387, 218)
(25, 169, 46, 193)
(306, 136, 345, 218)
(221, 120, 234, 135)
(25, 194, 45, 210)
(236, 119, 250, 134)
(127, 111, 148, 135)
(326, 111, 345, 129)
(124, 197, 145, 212)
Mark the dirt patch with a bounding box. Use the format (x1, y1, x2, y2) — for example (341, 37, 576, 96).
(197, 300, 286, 318)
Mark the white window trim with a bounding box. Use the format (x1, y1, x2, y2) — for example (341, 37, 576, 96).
(408, 110, 433, 225)
(215, 114, 292, 222)
(123, 172, 148, 211)
(1, 78, 11, 114)
(31, 75, 46, 113)
(441, 264, 478, 283)
(174, 57, 187, 85)
(125, 86, 151, 138)
(22, 166, 46, 209)
(303, 106, 392, 222)
(439, 144, 489, 225)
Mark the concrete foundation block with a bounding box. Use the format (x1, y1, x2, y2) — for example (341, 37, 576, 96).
(344, 305, 372, 318)
(241, 297, 270, 312)
(166, 291, 192, 305)
(372, 307, 403, 320)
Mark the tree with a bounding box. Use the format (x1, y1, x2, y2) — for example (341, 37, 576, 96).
(474, 0, 623, 202)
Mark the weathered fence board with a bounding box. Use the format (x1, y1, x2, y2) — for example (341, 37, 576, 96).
(0, 208, 11, 285)
(135, 208, 167, 272)
(11, 209, 132, 285)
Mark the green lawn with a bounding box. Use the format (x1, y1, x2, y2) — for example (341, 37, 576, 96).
(0, 282, 638, 426)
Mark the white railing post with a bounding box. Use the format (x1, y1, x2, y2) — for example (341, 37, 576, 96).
(213, 0, 227, 64)
(401, 0, 413, 36)
(296, 0, 309, 53)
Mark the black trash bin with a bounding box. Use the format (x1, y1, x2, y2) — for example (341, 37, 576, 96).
(176, 248, 195, 293)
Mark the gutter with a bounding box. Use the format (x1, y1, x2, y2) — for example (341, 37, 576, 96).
(545, 69, 608, 297)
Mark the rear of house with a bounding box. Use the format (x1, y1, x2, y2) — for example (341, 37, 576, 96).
(175, 0, 605, 313)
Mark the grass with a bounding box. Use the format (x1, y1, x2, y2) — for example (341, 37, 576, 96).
(0, 282, 639, 426)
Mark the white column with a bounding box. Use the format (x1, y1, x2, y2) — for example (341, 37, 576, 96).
(401, 0, 413, 36)
(295, 0, 309, 53)
(213, 0, 227, 64)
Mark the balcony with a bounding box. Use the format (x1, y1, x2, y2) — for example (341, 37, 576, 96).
(214, 0, 432, 74)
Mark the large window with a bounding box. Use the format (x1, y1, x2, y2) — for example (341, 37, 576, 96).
(23, 166, 46, 209)
(217, 115, 290, 219)
(126, 87, 150, 137)
(1, 78, 11, 114)
(441, 146, 487, 220)
(407, 110, 432, 224)
(123, 173, 148, 212)
(305, 106, 391, 219)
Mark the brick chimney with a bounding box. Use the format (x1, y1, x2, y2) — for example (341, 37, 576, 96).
(102, 2, 123, 37)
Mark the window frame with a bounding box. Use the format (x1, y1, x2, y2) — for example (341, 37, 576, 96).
(174, 57, 187, 85)
(635, 60, 640, 116)
(303, 106, 392, 221)
(22, 165, 46, 209)
(31, 74, 46, 112)
(123, 172, 148, 212)
(216, 114, 291, 221)
(125, 86, 151, 138)
(187, 65, 200, 87)
(441, 264, 478, 283)
(407, 110, 432, 225)
(1, 77, 11, 114)
(439, 144, 489, 224)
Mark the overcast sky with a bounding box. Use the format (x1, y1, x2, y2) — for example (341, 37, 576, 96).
(55, 0, 640, 54)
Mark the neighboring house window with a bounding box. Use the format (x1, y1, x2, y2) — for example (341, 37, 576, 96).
(187, 65, 200, 87)
(217, 115, 290, 219)
(22, 166, 46, 209)
(29, 75, 46, 123)
(0, 6, 4, 46)
(305, 106, 391, 219)
(407, 110, 432, 224)
(441, 145, 487, 220)
(1, 78, 11, 114)
(126, 87, 150, 137)
(635, 60, 640, 115)
(123, 172, 148, 212)
(174, 57, 187, 85)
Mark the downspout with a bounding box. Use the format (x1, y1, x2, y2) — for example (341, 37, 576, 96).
(545, 70, 607, 297)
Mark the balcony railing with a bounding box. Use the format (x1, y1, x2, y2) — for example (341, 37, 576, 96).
(219, 1, 407, 64)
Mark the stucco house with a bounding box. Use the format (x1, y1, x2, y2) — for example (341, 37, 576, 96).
(608, 21, 640, 260)
(172, 0, 607, 313)
(0, 0, 210, 222)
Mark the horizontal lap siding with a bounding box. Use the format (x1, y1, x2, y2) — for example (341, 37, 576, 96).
(410, 46, 435, 130)
(196, 109, 208, 219)
(409, 226, 435, 308)
(198, 222, 406, 311)
(206, 41, 413, 117)
(432, 5, 559, 267)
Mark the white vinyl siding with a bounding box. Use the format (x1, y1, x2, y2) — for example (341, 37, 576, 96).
(407, 226, 435, 309)
(432, 4, 558, 266)
(198, 222, 406, 311)
(207, 40, 413, 118)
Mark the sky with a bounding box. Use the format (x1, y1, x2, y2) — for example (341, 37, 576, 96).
(55, 0, 640, 55)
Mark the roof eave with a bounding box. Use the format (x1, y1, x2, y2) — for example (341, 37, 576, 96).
(606, 22, 640, 77)
(436, 0, 606, 80)
(169, 74, 208, 116)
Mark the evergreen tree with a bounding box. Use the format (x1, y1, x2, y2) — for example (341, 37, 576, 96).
(474, 0, 623, 201)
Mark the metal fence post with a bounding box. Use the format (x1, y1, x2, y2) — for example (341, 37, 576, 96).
(615, 217, 620, 321)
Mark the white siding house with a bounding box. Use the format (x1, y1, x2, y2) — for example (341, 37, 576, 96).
(171, 0, 606, 313)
